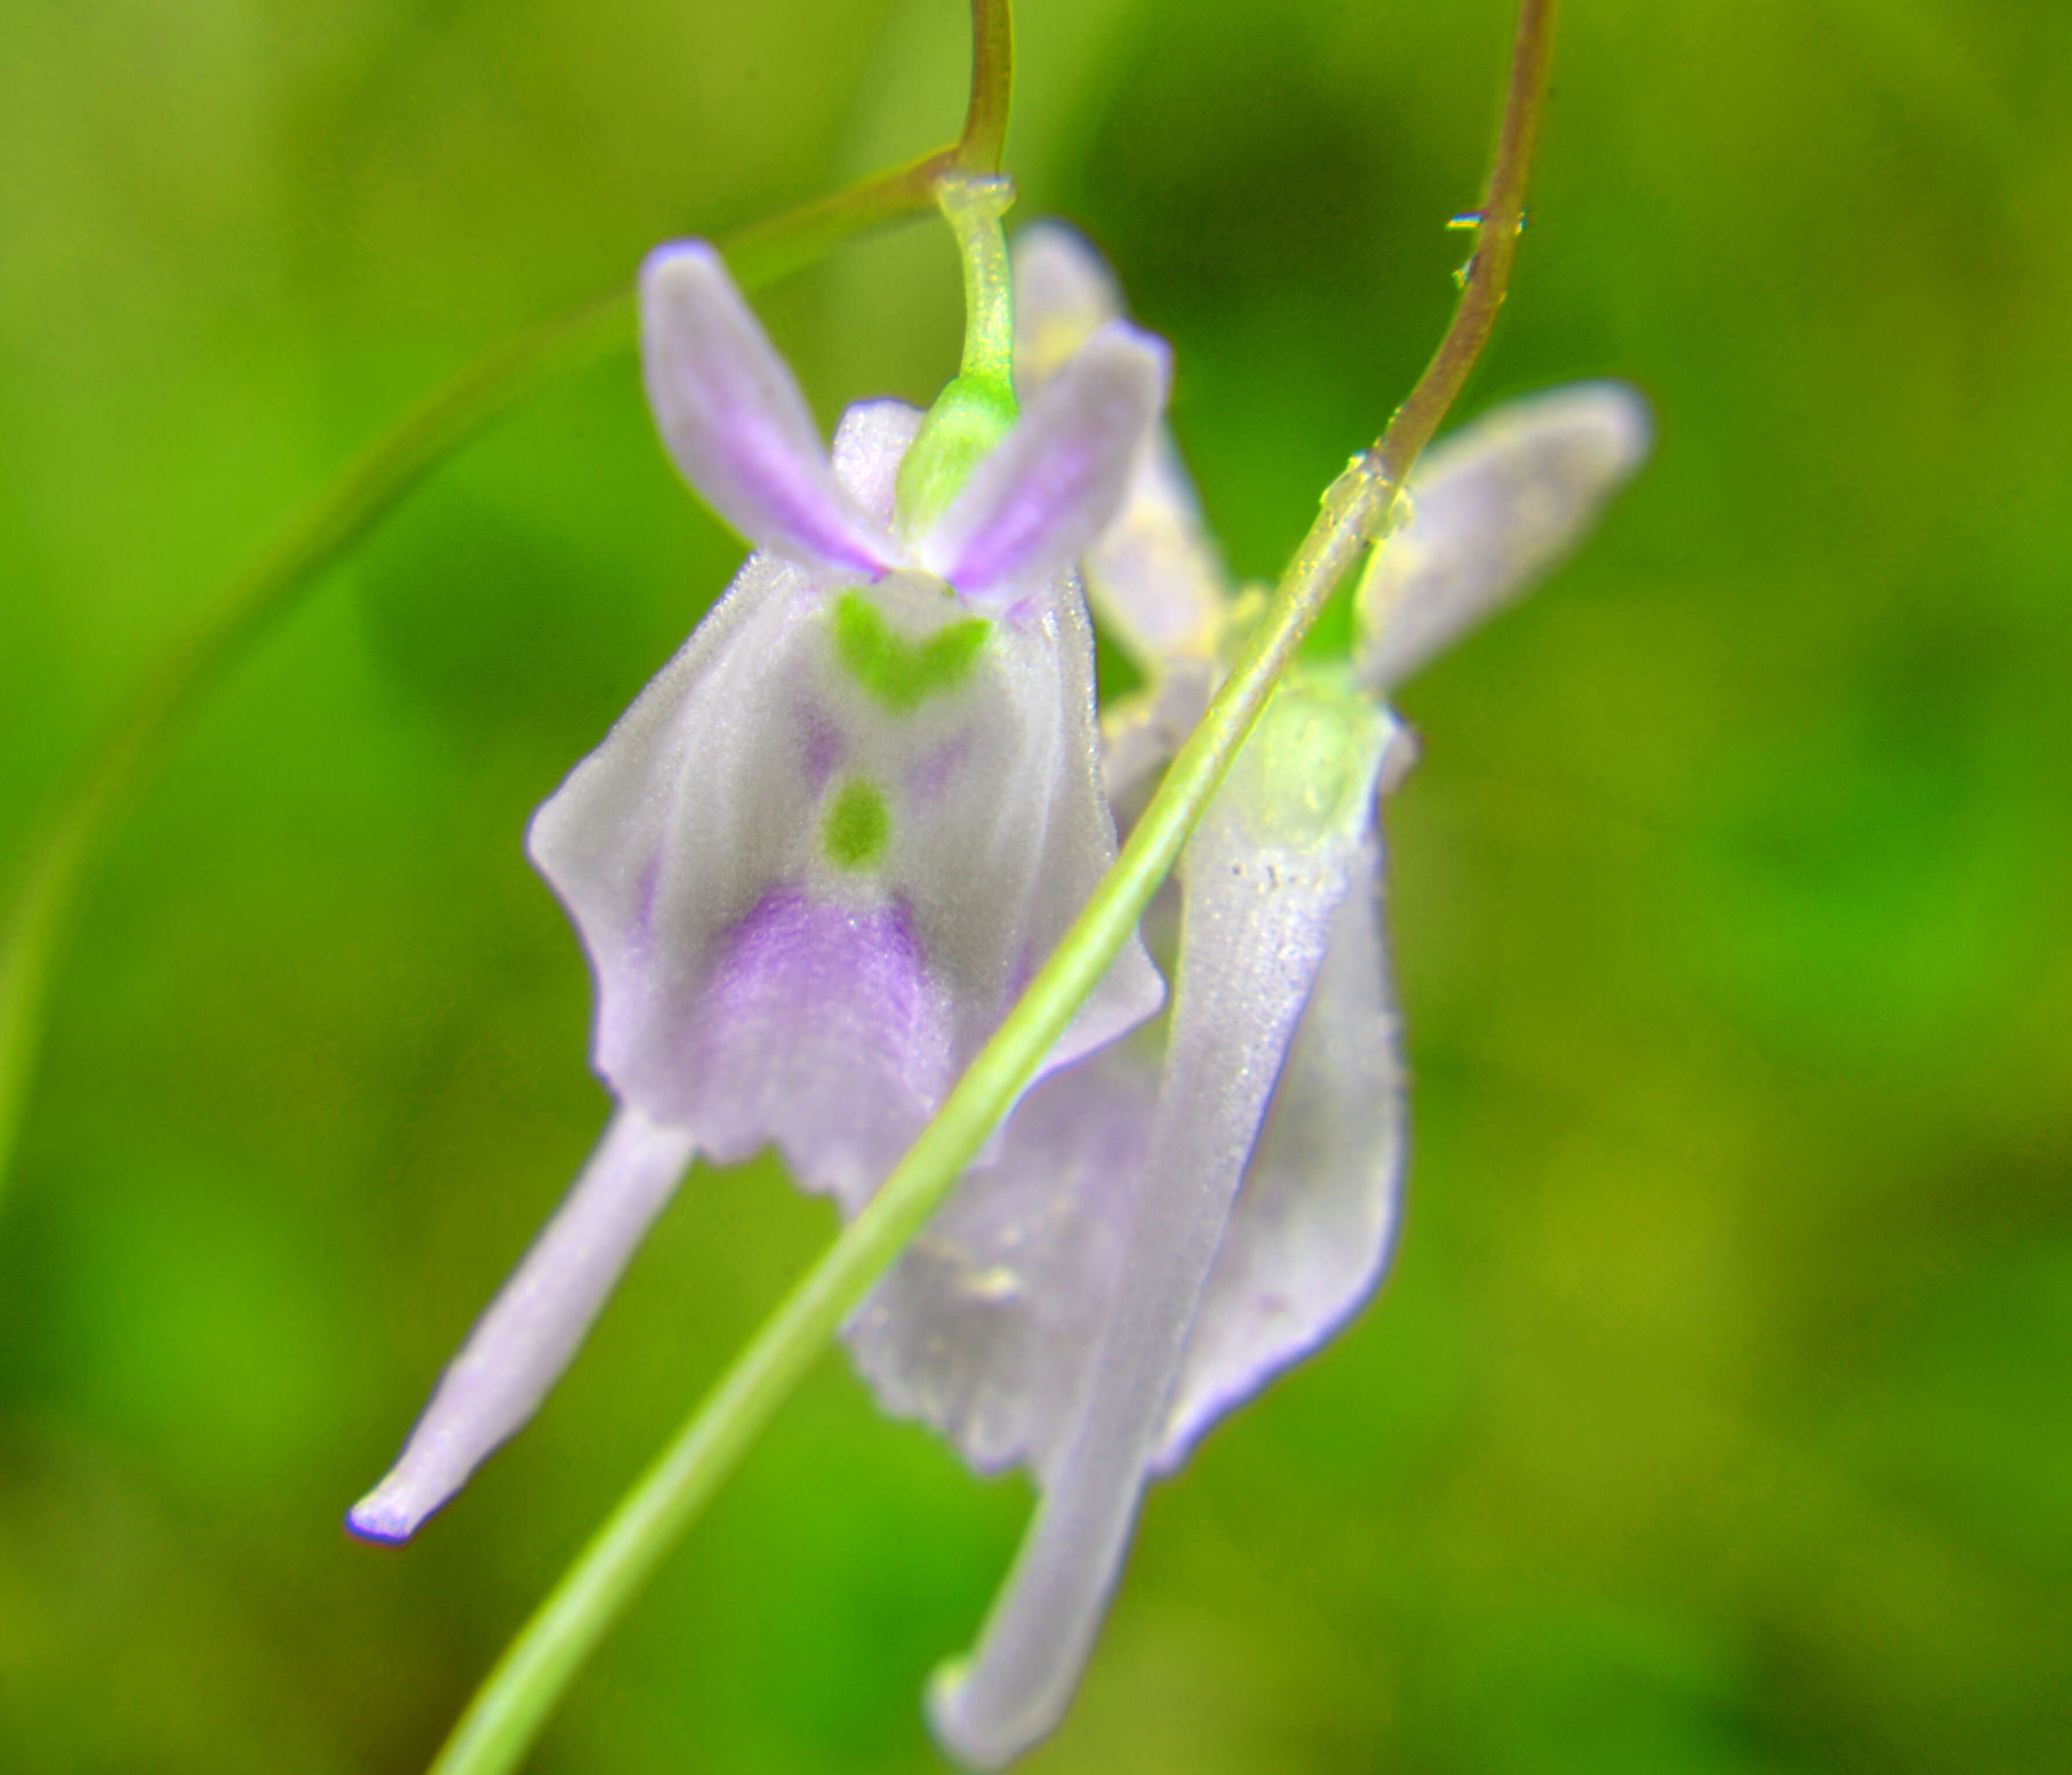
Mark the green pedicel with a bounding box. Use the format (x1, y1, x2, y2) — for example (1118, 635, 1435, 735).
(895, 174, 1021, 535)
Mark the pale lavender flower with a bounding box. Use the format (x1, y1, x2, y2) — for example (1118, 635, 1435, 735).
(846, 225, 1652, 1767)
(348, 228, 1169, 1544)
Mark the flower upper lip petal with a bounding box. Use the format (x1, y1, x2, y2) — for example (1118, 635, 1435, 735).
(641, 242, 899, 576)
(919, 322, 1172, 609)
(1355, 378, 1653, 692)
(1010, 221, 1126, 398)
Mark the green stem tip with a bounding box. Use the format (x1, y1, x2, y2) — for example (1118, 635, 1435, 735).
(895, 172, 1022, 536)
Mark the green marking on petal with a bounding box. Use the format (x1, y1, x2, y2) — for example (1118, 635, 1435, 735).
(823, 778, 892, 871)
(1226, 668, 1391, 852)
(833, 590, 990, 712)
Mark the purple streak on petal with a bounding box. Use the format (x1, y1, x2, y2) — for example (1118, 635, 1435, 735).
(631, 852, 664, 958)
(904, 731, 972, 805)
(677, 887, 955, 1215)
(641, 243, 896, 574)
(798, 703, 846, 795)
(920, 323, 1170, 609)
(346, 1106, 697, 1544)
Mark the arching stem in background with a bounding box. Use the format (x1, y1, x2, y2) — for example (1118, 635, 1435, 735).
(420, 6, 1557, 1774)
(0, 0, 1015, 1214)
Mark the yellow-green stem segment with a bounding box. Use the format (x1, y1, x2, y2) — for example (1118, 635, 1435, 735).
(895, 174, 1022, 536)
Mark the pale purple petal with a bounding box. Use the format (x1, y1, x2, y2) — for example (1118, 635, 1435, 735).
(1100, 654, 1216, 813)
(641, 242, 896, 574)
(530, 548, 1158, 1212)
(1011, 222, 1123, 395)
(675, 887, 955, 1216)
(527, 550, 833, 1120)
(828, 568, 1161, 1097)
(847, 1046, 1155, 1479)
(920, 323, 1170, 609)
(931, 695, 1393, 1768)
(346, 1106, 696, 1543)
(840, 576, 1169, 1475)
(1013, 224, 1228, 674)
(1081, 437, 1231, 671)
(1154, 834, 1406, 1470)
(1356, 381, 1651, 691)
(831, 398, 925, 527)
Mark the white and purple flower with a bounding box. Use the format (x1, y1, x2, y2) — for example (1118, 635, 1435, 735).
(845, 225, 1653, 1766)
(346, 198, 1649, 1775)
(348, 195, 1169, 1545)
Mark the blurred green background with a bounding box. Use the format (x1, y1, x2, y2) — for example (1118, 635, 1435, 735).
(3, 0, 2068, 1769)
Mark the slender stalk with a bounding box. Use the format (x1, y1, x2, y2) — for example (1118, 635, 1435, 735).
(424, 7, 1560, 1773)
(0, 0, 1014, 1212)
(960, 0, 1015, 173)
(1371, 0, 1555, 484)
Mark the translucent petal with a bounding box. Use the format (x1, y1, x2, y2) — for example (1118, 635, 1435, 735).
(831, 397, 925, 527)
(641, 243, 897, 574)
(1012, 222, 1124, 393)
(841, 578, 1172, 1479)
(526, 549, 832, 1124)
(1081, 440, 1231, 673)
(847, 1044, 1155, 1481)
(1100, 654, 1215, 811)
(346, 1106, 696, 1543)
(1356, 380, 1651, 691)
(1154, 833, 1406, 1471)
(921, 323, 1170, 609)
(931, 689, 1395, 1769)
(1000, 569, 1167, 1081)
(1013, 222, 1229, 674)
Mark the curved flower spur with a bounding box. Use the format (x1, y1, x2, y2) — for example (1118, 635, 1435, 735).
(348, 181, 1168, 1543)
(845, 226, 1653, 1766)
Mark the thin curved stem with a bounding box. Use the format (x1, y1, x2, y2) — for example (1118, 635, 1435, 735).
(960, 0, 1015, 172)
(424, 7, 1559, 1772)
(0, 0, 1015, 1214)
(1371, 0, 1555, 484)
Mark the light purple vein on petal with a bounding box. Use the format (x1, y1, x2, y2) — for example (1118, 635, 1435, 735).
(641, 243, 895, 575)
(677, 887, 955, 1214)
(922, 322, 1170, 607)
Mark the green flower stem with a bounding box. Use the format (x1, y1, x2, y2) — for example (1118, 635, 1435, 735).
(0, 0, 1015, 1211)
(426, 9, 1558, 1771)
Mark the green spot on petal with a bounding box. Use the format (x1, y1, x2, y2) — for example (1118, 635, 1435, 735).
(824, 778, 892, 871)
(1229, 669, 1391, 852)
(834, 590, 990, 712)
